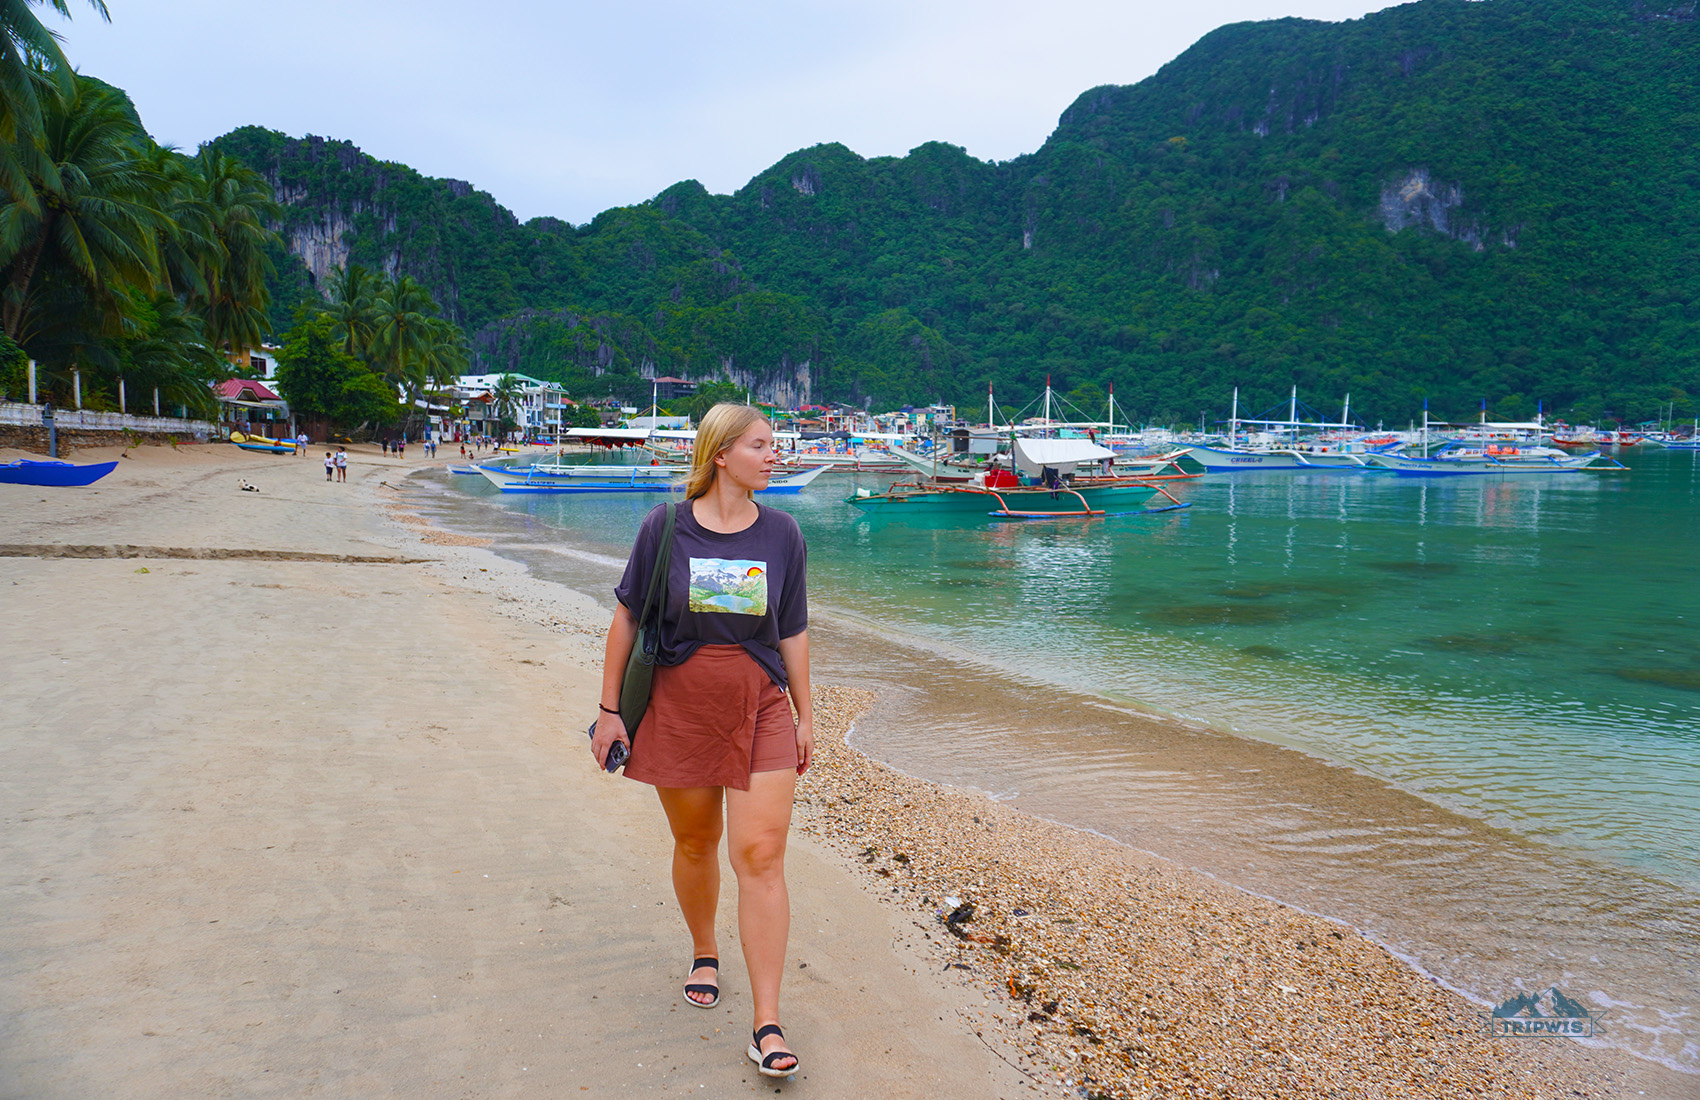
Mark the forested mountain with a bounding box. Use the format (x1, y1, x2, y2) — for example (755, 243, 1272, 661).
(216, 0, 1700, 425)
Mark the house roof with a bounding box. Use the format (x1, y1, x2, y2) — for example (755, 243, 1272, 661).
(214, 379, 281, 402)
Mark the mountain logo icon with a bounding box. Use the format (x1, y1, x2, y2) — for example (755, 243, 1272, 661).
(1482, 985, 1605, 1038)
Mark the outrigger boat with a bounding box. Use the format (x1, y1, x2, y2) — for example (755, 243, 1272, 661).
(1551, 428, 1646, 448)
(848, 438, 1193, 518)
(1181, 389, 1399, 471)
(473, 463, 829, 494)
(1366, 443, 1620, 475)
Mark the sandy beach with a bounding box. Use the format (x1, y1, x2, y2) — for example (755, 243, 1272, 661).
(0, 442, 1687, 1099)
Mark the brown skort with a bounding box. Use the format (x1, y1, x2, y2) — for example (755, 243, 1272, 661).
(624, 644, 797, 790)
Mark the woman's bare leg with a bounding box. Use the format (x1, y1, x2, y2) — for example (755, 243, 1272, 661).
(656, 786, 725, 1003)
(725, 767, 797, 1068)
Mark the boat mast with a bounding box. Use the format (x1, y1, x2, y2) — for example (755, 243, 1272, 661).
(1342, 393, 1351, 430)
(1231, 387, 1239, 447)
(1422, 399, 1429, 454)
(988, 381, 996, 431)
(1108, 382, 1116, 434)
(1289, 385, 1297, 445)
(1043, 374, 1052, 429)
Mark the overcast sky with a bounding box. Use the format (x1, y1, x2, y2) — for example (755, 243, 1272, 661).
(57, 0, 1395, 225)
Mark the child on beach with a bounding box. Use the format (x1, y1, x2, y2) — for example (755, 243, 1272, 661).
(591, 403, 812, 1079)
(335, 448, 348, 482)
(324, 451, 334, 481)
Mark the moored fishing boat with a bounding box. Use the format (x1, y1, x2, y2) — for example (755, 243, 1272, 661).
(1179, 388, 1394, 472)
(1365, 442, 1620, 475)
(847, 477, 1170, 516)
(1551, 428, 1646, 448)
(848, 437, 1190, 517)
(474, 463, 828, 494)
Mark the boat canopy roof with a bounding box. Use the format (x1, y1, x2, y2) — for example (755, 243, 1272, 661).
(650, 429, 698, 440)
(1432, 420, 1548, 431)
(1012, 437, 1117, 475)
(566, 427, 651, 447)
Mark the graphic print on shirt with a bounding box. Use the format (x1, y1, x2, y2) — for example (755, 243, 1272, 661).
(688, 557, 769, 616)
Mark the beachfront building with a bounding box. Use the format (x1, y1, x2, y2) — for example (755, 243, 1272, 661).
(213, 378, 290, 436)
(652, 376, 696, 402)
(245, 345, 282, 381)
(454, 374, 569, 440)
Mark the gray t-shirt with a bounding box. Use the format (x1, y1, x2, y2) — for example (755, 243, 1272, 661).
(615, 500, 808, 687)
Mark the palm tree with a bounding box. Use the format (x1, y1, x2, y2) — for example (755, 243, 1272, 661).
(370, 273, 434, 416)
(491, 372, 522, 442)
(417, 315, 469, 386)
(0, 1, 106, 141)
(190, 147, 277, 361)
(0, 74, 165, 345)
(323, 263, 378, 359)
(120, 291, 225, 417)
(138, 138, 214, 300)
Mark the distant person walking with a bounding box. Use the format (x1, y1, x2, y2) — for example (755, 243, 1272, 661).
(591, 403, 812, 1079)
(335, 447, 348, 482)
(295, 432, 307, 456)
(324, 451, 334, 481)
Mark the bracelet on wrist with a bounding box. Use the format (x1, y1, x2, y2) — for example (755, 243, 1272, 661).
(598, 703, 620, 715)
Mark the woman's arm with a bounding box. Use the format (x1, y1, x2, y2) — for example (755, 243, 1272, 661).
(591, 603, 639, 768)
(776, 630, 813, 775)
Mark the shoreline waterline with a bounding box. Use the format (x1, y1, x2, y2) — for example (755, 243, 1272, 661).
(404, 466, 1700, 1081)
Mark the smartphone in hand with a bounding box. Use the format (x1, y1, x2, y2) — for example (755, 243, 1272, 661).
(587, 721, 628, 772)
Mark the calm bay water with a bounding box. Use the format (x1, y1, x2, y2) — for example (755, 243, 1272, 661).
(414, 450, 1700, 1076)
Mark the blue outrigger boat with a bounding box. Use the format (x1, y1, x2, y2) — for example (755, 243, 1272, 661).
(472, 463, 828, 494)
(0, 458, 118, 487)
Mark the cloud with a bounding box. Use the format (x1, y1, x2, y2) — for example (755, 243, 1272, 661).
(56, 0, 1391, 223)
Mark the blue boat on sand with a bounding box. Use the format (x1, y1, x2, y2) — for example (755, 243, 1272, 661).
(0, 458, 118, 487)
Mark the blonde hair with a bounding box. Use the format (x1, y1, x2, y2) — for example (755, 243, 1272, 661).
(686, 403, 770, 500)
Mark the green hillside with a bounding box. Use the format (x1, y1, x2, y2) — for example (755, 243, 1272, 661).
(218, 0, 1700, 425)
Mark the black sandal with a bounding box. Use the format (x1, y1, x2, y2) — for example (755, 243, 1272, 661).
(683, 957, 719, 1009)
(747, 1024, 798, 1077)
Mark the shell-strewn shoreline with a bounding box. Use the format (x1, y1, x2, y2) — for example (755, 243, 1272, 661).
(797, 687, 1632, 1099)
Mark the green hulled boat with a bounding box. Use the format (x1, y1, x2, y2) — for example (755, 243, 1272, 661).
(847, 478, 1168, 516)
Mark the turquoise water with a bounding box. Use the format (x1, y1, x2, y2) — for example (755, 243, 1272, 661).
(421, 450, 1700, 1074)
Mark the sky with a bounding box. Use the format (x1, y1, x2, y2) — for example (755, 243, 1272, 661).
(56, 0, 1397, 225)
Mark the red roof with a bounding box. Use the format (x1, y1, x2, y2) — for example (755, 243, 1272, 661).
(214, 379, 281, 401)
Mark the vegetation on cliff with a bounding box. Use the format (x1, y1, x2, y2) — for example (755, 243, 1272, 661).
(221, 0, 1698, 426)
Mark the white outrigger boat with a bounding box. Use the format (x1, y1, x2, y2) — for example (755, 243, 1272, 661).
(1365, 443, 1618, 475)
(1181, 389, 1402, 471)
(1363, 406, 1625, 475)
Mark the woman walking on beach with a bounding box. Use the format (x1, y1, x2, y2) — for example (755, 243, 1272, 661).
(591, 403, 812, 1078)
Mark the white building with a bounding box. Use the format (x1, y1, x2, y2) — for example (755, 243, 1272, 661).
(455, 373, 570, 439)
